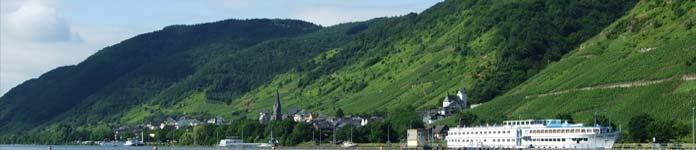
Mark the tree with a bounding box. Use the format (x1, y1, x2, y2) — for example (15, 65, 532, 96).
(456, 111, 478, 126)
(286, 122, 312, 146)
(89, 126, 112, 141)
(647, 119, 690, 143)
(595, 115, 615, 127)
(555, 113, 574, 123)
(178, 133, 194, 145)
(628, 114, 655, 142)
(336, 108, 345, 118)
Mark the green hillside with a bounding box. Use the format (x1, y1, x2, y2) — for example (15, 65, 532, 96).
(461, 0, 696, 141)
(112, 21, 371, 124)
(0, 19, 321, 133)
(232, 0, 636, 118)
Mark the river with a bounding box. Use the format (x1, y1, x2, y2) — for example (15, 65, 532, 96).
(0, 145, 375, 150)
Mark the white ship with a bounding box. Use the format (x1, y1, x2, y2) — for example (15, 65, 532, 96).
(123, 138, 144, 146)
(219, 136, 262, 147)
(446, 119, 620, 149)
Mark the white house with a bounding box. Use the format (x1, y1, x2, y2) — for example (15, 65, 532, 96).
(259, 112, 271, 124)
(440, 89, 469, 116)
(407, 129, 430, 148)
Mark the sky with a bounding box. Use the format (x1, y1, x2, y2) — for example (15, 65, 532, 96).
(0, 0, 442, 95)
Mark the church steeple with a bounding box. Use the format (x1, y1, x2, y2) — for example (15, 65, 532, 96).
(272, 89, 282, 121)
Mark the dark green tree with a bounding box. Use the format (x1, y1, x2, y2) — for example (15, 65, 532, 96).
(456, 111, 478, 126)
(336, 108, 345, 118)
(555, 113, 574, 123)
(628, 113, 655, 142)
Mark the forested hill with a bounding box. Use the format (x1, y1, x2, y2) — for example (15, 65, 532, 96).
(232, 0, 636, 117)
(0, 19, 325, 133)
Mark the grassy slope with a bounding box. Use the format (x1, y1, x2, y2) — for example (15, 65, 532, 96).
(462, 0, 696, 132)
(116, 22, 368, 124)
(231, 0, 635, 118)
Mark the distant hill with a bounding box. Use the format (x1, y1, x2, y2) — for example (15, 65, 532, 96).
(0, 19, 324, 133)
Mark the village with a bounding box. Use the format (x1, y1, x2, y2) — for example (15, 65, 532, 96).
(96, 89, 473, 148)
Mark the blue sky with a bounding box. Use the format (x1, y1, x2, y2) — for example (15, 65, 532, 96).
(0, 0, 442, 95)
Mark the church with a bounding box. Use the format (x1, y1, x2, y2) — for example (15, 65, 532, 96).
(440, 88, 468, 116)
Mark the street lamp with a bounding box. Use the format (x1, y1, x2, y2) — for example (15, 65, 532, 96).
(691, 107, 696, 144)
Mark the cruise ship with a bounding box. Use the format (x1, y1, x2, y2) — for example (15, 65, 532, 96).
(446, 119, 620, 149)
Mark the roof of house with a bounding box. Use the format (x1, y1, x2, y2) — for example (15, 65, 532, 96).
(433, 125, 449, 134)
(444, 95, 459, 103)
(287, 108, 300, 115)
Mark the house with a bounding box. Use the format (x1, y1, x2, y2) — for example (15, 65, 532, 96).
(425, 113, 446, 124)
(407, 129, 430, 148)
(432, 125, 449, 140)
(419, 109, 441, 124)
(336, 117, 363, 128)
(312, 120, 335, 131)
(259, 112, 271, 124)
(287, 108, 300, 118)
(439, 88, 469, 116)
(160, 117, 176, 129)
(293, 110, 311, 122)
(189, 119, 201, 126)
(207, 116, 225, 125)
(175, 117, 191, 129)
(146, 123, 157, 130)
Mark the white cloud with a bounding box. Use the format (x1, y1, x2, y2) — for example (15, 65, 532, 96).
(0, 0, 441, 96)
(0, 0, 133, 95)
(2, 1, 80, 42)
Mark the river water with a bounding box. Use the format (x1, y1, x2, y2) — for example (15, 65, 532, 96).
(0, 145, 374, 150)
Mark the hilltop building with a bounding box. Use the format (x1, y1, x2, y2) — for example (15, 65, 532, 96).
(440, 88, 468, 116)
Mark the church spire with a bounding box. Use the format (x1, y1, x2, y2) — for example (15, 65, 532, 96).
(272, 89, 282, 121)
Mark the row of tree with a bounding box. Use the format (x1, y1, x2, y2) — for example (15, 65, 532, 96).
(0, 107, 425, 146)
